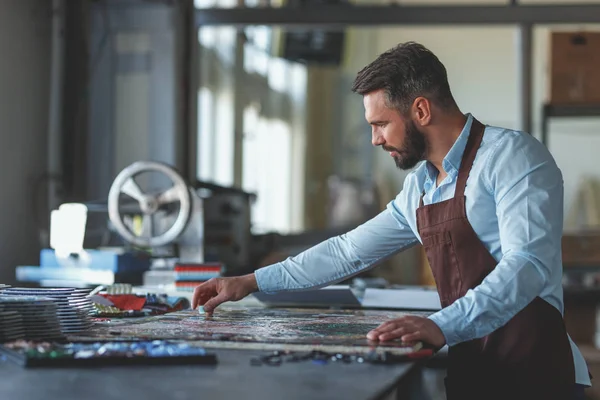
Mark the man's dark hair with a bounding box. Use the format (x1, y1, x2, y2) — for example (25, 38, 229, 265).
(351, 42, 456, 114)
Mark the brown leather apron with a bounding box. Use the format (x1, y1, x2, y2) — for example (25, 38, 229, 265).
(416, 119, 575, 400)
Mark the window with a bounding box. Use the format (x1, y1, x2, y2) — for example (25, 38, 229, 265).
(197, 24, 307, 233)
(242, 107, 293, 233)
(196, 23, 236, 187)
(197, 87, 214, 182)
(197, 86, 235, 187)
(213, 90, 235, 186)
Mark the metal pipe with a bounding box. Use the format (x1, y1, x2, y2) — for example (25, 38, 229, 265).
(48, 0, 66, 212)
(196, 4, 600, 27)
(181, 0, 198, 183)
(517, 24, 532, 134)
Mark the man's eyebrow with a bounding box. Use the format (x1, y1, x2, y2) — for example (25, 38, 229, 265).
(369, 120, 388, 125)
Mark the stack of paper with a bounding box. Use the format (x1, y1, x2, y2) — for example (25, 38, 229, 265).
(361, 287, 441, 311)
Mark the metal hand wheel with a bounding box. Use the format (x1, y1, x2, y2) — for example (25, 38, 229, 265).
(108, 161, 192, 248)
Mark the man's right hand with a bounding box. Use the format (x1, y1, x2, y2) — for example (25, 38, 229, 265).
(192, 274, 259, 314)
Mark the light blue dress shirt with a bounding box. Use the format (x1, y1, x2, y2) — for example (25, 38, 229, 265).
(254, 113, 590, 385)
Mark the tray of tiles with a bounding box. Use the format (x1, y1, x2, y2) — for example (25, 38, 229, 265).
(0, 340, 217, 368)
(71, 307, 431, 355)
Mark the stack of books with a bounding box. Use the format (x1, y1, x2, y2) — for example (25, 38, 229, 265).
(174, 263, 223, 292)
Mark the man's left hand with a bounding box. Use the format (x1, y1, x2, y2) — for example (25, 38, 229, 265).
(367, 315, 446, 348)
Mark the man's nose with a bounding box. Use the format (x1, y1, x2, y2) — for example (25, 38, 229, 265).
(372, 129, 384, 147)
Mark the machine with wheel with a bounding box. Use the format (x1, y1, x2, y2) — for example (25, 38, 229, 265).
(16, 161, 255, 288)
(107, 161, 204, 263)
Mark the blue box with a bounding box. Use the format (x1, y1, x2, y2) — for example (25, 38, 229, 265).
(40, 249, 151, 273)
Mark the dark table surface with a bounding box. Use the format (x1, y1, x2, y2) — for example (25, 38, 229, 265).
(0, 348, 421, 400)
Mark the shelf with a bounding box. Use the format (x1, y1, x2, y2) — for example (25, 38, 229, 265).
(563, 286, 600, 302)
(563, 265, 600, 273)
(544, 103, 600, 118)
(541, 103, 600, 146)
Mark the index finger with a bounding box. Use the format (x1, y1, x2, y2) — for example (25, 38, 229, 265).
(192, 280, 217, 309)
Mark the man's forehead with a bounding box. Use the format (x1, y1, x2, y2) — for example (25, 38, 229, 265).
(363, 90, 386, 108)
(364, 92, 394, 120)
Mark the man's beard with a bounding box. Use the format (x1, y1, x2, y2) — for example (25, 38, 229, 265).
(383, 120, 427, 170)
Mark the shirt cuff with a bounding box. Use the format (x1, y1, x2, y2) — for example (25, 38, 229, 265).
(254, 264, 282, 294)
(427, 309, 466, 347)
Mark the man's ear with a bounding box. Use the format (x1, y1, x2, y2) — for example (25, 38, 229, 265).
(412, 97, 432, 126)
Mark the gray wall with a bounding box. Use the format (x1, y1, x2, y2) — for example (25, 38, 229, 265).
(0, 0, 51, 284)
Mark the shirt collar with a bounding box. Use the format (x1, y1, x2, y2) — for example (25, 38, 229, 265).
(424, 113, 474, 187)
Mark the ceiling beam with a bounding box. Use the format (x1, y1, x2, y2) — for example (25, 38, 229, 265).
(196, 4, 600, 27)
